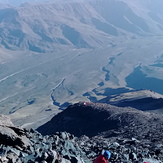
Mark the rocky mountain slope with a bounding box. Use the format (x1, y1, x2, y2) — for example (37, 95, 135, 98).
(1, 103, 163, 163)
(37, 102, 163, 142)
(0, 114, 89, 162)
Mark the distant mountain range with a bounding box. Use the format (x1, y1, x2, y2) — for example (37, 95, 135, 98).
(0, 0, 163, 128)
(0, 0, 163, 53)
(0, 0, 47, 6)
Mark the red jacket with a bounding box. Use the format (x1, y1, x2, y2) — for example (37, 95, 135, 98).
(93, 155, 108, 163)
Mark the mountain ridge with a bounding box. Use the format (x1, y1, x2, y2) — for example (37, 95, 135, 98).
(0, 1, 117, 52)
(1, 0, 163, 53)
(99, 89, 163, 112)
(37, 102, 163, 142)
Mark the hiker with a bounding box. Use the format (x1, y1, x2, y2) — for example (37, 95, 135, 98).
(94, 150, 111, 163)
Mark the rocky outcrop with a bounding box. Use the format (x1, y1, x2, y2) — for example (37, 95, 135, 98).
(0, 115, 87, 163)
(0, 115, 30, 150)
(37, 102, 163, 143)
(0, 130, 88, 163)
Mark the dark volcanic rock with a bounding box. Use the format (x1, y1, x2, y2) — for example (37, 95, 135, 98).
(112, 97, 163, 112)
(0, 115, 88, 163)
(77, 135, 163, 163)
(0, 115, 30, 150)
(0, 112, 163, 162)
(37, 102, 163, 143)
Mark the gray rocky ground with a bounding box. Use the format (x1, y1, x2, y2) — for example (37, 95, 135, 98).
(1, 124, 163, 163)
(0, 102, 163, 162)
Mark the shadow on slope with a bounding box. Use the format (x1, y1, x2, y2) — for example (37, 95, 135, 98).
(61, 25, 91, 48)
(37, 102, 163, 140)
(98, 89, 163, 113)
(126, 66, 163, 95)
(111, 97, 163, 112)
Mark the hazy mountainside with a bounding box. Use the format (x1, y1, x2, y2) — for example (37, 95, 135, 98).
(0, 1, 116, 52)
(1, 0, 163, 52)
(0, 0, 163, 128)
(0, 0, 47, 6)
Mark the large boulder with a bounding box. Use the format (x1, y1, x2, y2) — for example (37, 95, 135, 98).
(0, 115, 30, 149)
